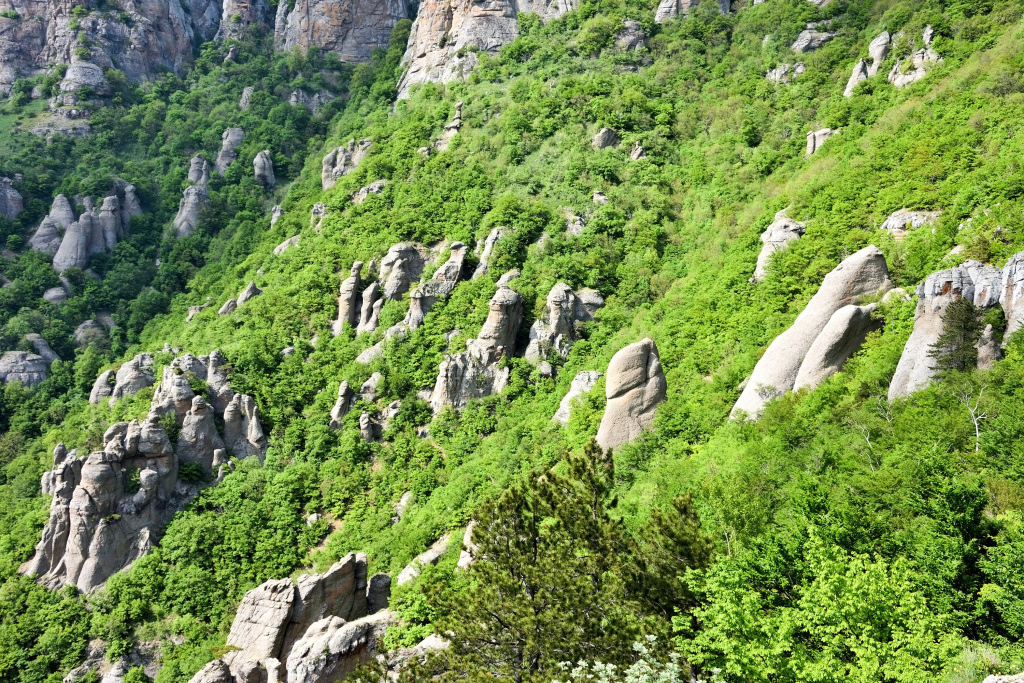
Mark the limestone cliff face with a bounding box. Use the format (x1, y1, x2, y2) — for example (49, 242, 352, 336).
(398, 0, 575, 98)
(274, 0, 410, 62)
(0, 0, 220, 85)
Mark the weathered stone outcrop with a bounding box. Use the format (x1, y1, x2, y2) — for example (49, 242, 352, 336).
(888, 260, 1003, 399)
(74, 319, 107, 347)
(1003, 252, 1024, 339)
(591, 127, 619, 150)
(0, 351, 48, 387)
(90, 369, 116, 404)
(214, 128, 245, 174)
(889, 27, 941, 89)
(98, 196, 122, 250)
(286, 610, 396, 683)
(844, 31, 890, 97)
(218, 298, 237, 315)
(553, 370, 602, 424)
(274, 0, 410, 63)
(406, 242, 468, 329)
(879, 209, 942, 240)
(356, 284, 382, 334)
(0, 177, 22, 219)
(332, 262, 363, 336)
(472, 226, 508, 279)
(188, 155, 211, 187)
(397, 0, 527, 99)
(321, 139, 371, 190)
(223, 393, 267, 461)
(655, 0, 728, 23)
(237, 281, 262, 306)
(109, 353, 155, 404)
(457, 522, 477, 569)
(52, 216, 95, 272)
(595, 339, 666, 451)
(434, 101, 463, 152)
(360, 372, 382, 402)
(177, 396, 225, 475)
(380, 243, 426, 301)
(793, 304, 880, 391)
(329, 381, 354, 429)
(239, 86, 255, 110)
(254, 150, 275, 188)
(397, 535, 449, 585)
(217, 0, 270, 39)
(615, 20, 647, 50)
(25, 333, 59, 365)
(977, 324, 1002, 370)
(766, 62, 805, 85)
(271, 205, 284, 227)
(190, 554, 391, 683)
(732, 246, 892, 418)
(430, 280, 523, 412)
(791, 25, 834, 53)
(174, 186, 208, 237)
(524, 283, 603, 364)
(351, 179, 387, 205)
(30, 194, 77, 253)
(753, 211, 805, 282)
(806, 128, 838, 156)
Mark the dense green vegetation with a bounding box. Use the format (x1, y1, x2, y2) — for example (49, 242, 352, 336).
(1, 0, 1024, 681)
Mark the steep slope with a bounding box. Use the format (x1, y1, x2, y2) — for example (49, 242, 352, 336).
(2, 0, 1024, 682)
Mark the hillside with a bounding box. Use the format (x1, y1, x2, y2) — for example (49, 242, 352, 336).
(2, 0, 1024, 681)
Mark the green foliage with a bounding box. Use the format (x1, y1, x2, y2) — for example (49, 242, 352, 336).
(177, 462, 205, 483)
(930, 297, 983, 376)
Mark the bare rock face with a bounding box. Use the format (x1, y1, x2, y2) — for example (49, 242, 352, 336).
(174, 186, 208, 237)
(237, 281, 263, 306)
(977, 324, 1002, 370)
(733, 246, 893, 417)
(239, 86, 255, 110)
(25, 333, 59, 365)
(188, 155, 211, 188)
(274, 0, 410, 63)
(753, 211, 805, 282)
(766, 62, 805, 85)
(151, 365, 197, 426)
(356, 284, 382, 334)
(793, 304, 880, 391)
(329, 381, 354, 429)
(98, 196, 122, 250)
(889, 28, 941, 88)
(406, 242, 468, 329)
(108, 353, 155, 405)
(457, 522, 477, 569)
(595, 339, 666, 451)
(430, 280, 523, 413)
(285, 610, 396, 683)
(217, 0, 271, 39)
(553, 370, 602, 424)
(59, 60, 111, 95)
(0, 177, 23, 219)
(254, 150, 276, 188)
(360, 372, 383, 402)
(396, 0, 522, 99)
(867, 31, 891, 74)
(879, 209, 941, 240)
(187, 661, 232, 683)
(844, 59, 869, 98)
(74, 319, 107, 347)
(380, 243, 426, 301)
(524, 283, 603, 364)
(472, 226, 508, 279)
(90, 369, 116, 404)
(655, 0, 728, 23)
(52, 217, 94, 272)
(791, 27, 834, 53)
(888, 260, 1003, 399)
(321, 139, 371, 190)
(218, 298, 238, 315)
(224, 579, 297, 670)
(397, 535, 450, 585)
(1002, 251, 1024, 339)
(223, 393, 267, 461)
(332, 262, 363, 336)
(351, 179, 387, 205)
(0, 351, 48, 387)
(591, 127, 619, 150)
(615, 20, 647, 51)
(806, 128, 838, 156)
(177, 396, 225, 475)
(271, 205, 284, 227)
(214, 128, 245, 174)
(29, 217, 62, 254)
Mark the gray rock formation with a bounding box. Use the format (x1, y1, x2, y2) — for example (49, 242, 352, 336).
(25, 333, 59, 365)
(1002, 251, 1024, 339)
(177, 396, 225, 475)
(380, 243, 426, 301)
(214, 128, 245, 174)
(405, 242, 467, 329)
(186, 304, 208, 322)
(254, 150, 275, 188)
(524, 283, 603, 364)
(321, 139, 371, 190)
(332, 262, 363, 336)
(753, 211, 805, 282)
(867, 31, 891, 74)
(615, 20, 647, 51)
(74, 319, 107, 347)
(472, 227, 508, 279)
(360, 372, 382, 402)
(351, 179, 387, 205)
(239, 86, 255, 111)
(0, 177, 22, 219)
(0, 351, 48, 387)
(188, 155, 211, 187)
(595, 339, 666, 451)
(329, 381, 354, 429)
(553, 370, 602, 424)
(108, 353, 155, 405)
(793, 304, 880, 391)
(218, 298, 237, 315)
(889, 28, 942, 88)
(121, 185, 143, 229)
(806, 128, 838, 156)
(430, 280, 523, 412)
(271, 205, 284, 227)
(359, 411, 378, 442)
(396, 0, 524, 99)
(90, 369, 116, 404)
(52, 216, 94, 273)
(655, 0, 728, 23)
(174, 186, 208, 237)
(223, 393, 267, 461)
(733, 246, 893, 417)
(766, 62, 805, 85)
(457, 522, 477, 569)
(888, 260, 1003, 399)
(591, 127, 619, 150)
(285, 610, 395, 683)
(356, 284, 382, 334)
(274, 235, 300, 257)
(98, 196, 122, 250)
(397, 535, 449, 585)
(29, 217, 62, 254)
(237, 281, 262, 306)
(191, 554, 389, 682)
(151, 365, 197, 426)
(274, 0, 410, 63)
(59, 60, 111, 95)
(217, 0, 270, 39)
(791, 27, 834, 53)
(879, 209, 941, 240)
(977, 324, 1002, 370)
(311, 203, 328, 230)
(844, 59, 869, 97)
(434, 101, 463, 152)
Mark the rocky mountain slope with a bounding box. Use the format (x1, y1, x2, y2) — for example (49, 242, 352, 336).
(2, 0, 1024, 682)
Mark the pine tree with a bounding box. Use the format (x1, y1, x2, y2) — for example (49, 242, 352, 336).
(930, 297, 983, 376)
